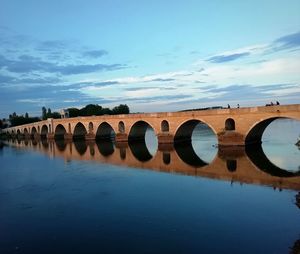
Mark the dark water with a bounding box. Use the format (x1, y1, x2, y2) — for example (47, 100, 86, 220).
(0, 119, 300, 254)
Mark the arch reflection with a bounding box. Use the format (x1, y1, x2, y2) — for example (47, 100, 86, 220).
(56, 139, 67, 152)
(74, 140, 87, 155)
(226, 160, 237, 172)
(41, 139, 49, 149)
(4, 138, 300, 191)
(120, 147, 126, 160)
(246, 144, 300, 177)
(129, 140, 153, 162)
(32, 139, 38, 146)
(163, 152, 171, 165)
(174, 141, 208, 167)
(96, 140, 114, 157)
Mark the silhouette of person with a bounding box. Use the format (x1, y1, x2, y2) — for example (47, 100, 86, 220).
(237, 104, 240, 108)
(276, 101, 280, 105)
(227, 104, 230, 109)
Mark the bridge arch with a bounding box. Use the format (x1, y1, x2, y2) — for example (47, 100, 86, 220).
(245, 116, 300, 145)
(31, 126, 37, 136)
(126, 121, 157, 162)
(54, 124, 67, 139)
(17, 129, 21, 136)
(128, 120, 156, 141)
(41, 125, 48, 138)
(24, 128, 29, 136)
(73, 122, 87, 140)
(96, 122, 116, 140)
(174, 119, 216, 142)
(174, 119, 217, 166)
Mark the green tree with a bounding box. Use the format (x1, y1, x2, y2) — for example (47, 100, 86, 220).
(42, 107, 47, 120)
(101, 107, 112, 115)
(8, 112, 40, 127)
(51, 112, 61, 119)
(46, 108, 52, 118)
(25, 112, 29, 118)
(68, 108, 80, 117)
(112, 104, 129, 114)
(79, 104, 103, 116)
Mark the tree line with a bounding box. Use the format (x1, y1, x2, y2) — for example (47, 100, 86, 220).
(2, 104, 130, 127)
(67, 104, 129, 117)
(7, 112, 40, 127)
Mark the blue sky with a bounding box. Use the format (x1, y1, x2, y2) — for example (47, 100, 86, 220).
(0, 0, 300, 118)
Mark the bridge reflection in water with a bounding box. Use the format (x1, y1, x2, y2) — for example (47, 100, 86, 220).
(5, 137, 300, 191)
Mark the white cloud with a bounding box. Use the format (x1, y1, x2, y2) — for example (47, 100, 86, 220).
(124, 88, 161, 98)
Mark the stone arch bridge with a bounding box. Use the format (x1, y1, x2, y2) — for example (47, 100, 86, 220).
(4, 104, 300, 146)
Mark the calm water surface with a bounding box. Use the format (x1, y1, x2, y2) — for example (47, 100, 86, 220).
(0, 119, 300, 254)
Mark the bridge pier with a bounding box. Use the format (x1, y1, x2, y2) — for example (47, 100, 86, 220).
(217, 130, 245, 146)
(158, 143, 174, 152)
(157, 133, 174, 144)
(115, 140, 128, 148)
